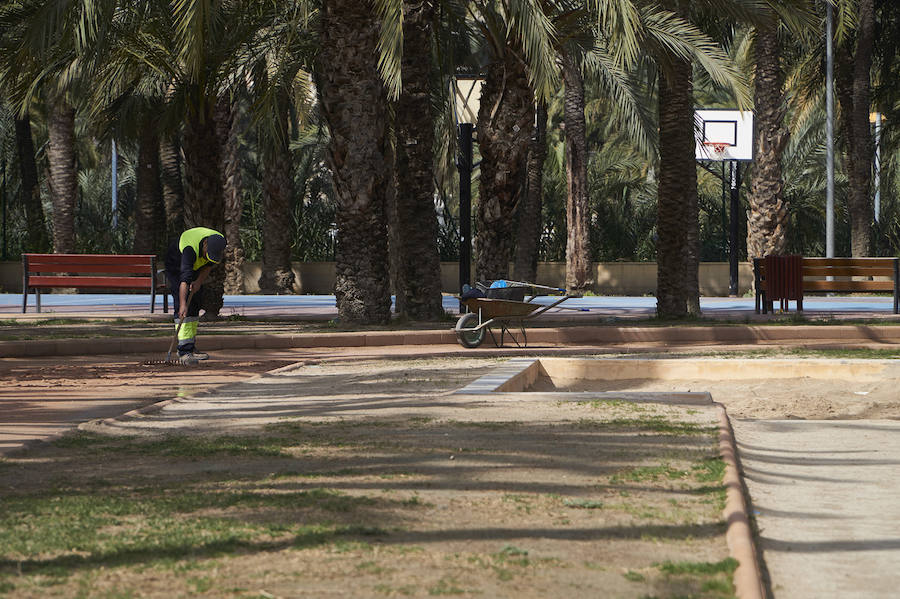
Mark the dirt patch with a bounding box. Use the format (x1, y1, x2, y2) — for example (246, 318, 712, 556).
(1, 357, 734, 598)
(530, 376, 900, 420)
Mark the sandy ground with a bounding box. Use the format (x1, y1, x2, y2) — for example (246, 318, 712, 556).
(531, 376, 900, 420)
(0, 349, 302, 455)
(2, 355, 734, 598)
(5, 348, 900, 598)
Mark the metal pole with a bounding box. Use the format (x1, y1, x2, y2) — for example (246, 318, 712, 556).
(825, 2, 835, 258)
(721, 161, 728, 260)
(111, 139, 118, 229)
(457, 123, 473, 305)
(729, 161, 740, 296)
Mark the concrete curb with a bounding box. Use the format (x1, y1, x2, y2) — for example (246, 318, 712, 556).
(717, 404, 767, 599)
(2, 324, 900, 358)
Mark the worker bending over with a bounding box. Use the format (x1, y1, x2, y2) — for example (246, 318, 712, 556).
(164, 227, 226, 365)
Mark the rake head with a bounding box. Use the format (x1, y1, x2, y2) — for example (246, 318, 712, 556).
(141, 359, 193, 367)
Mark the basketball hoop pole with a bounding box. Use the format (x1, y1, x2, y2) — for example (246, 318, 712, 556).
(729, 161, 741, 296)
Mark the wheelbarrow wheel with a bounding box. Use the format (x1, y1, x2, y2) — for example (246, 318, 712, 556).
(455, 312, 485, 348)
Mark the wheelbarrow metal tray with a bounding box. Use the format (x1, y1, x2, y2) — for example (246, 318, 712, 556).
(461, 297, 543, 318)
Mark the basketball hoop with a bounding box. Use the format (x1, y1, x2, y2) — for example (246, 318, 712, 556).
(704, 141, 729, 160)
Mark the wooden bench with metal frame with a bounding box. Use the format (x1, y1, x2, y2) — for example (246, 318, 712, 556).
(753, 256, 900, 314)
(22, 253, 169, 313)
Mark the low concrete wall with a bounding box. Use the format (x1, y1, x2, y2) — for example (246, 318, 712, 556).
(2, 260, 753, 296)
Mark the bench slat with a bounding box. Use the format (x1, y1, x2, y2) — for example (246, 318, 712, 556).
(26, 263, 158, 275)
(802, 280, 894, 292)
(24, 253, 156, 266)
(28, 276, 153, 289)
(802, 257, 897, 267)
(802, 266, 896, 277)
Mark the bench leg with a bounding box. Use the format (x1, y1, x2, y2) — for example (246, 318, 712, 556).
(36, 290, 41, 313)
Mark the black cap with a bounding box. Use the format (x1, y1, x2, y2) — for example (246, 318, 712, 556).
(205, 234, 226, 263)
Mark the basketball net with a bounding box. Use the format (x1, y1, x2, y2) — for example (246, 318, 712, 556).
(704, 141, 729, 160)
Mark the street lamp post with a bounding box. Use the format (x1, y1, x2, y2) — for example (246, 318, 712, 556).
(451, 76, 483, 302)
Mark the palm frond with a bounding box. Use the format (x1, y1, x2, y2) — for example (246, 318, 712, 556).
(507, 0, 559, 103)
(373, 0, 403, 100)
(639, 6, 752, 109)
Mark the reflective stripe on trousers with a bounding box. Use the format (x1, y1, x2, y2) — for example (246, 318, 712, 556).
(175, 316, 199, 352)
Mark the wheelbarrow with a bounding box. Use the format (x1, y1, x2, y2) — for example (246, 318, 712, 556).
(453, 281, 582, 348)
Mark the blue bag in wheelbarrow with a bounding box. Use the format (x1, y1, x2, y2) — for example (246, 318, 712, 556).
(485, 280, 526, 301)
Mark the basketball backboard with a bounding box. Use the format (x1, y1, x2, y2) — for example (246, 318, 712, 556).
(695, 109, 754, 161)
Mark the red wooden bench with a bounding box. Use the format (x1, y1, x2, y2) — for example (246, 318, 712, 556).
(753, 256, 900, 314)
(22, 253, 168, 313)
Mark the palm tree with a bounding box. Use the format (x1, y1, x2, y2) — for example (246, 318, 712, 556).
(258, 84, 296, 295)
(132, 112, 163, 254)
(469, 1, 558, 282)
(216, 94, 246, 295)
(160, 133, 184, 242)
(14, 111, 49, 252)
(747, 10, 791, 259)
(602, 3, 751, 317)
(835, 0, 876, 257)
(656, 53, 698, 316)
(512, 104, 547, 283)
(561, 52, 592, 294)
(391, 0, 444, 320)
(0, 0, 109, 254)
(45, 96, 78, 253)
(318, 0, 392, 323)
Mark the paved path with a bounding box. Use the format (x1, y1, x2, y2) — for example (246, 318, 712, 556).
(3, 292, 900, 321)
(733, 419, 900, 598)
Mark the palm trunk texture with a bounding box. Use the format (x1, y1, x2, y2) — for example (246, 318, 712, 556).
(563, 54, 592, 294)
(747, 19, 790, 259)
(657, 57, 700, 317)
(216, 95, 246, 295)
(392, 0, 443, 320)
(160, 134, 185, 242)
(15, 114, 49, 252)
(512, 104, 547, 283)
(475, 51, 535, 281)
(183, 96, 225, 317)
(46, 98, 77, 254)
(259, 92, 296, 295)
(133, 115, 162, 254)
(836, 0, 875, 257)
(319, 0, 391, 324)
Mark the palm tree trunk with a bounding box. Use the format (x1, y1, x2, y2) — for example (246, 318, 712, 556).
(15, 114, 49, 252)
(562, 54, 592, 294)
(182, 95, 225, 317)
(319, 0, 391, 324)
(160, 134, 184, 242)
(259, 90, 296, 295)
(216, 95, 246, 295)
(46, 97, 77, 254)
(392, 0, 443, 320)
(513, 104, 547, 283)
(133, 114, 162, 254)
(475, 50, 535, 281)
(747, 18, 790, 259)
(657, 57, 699, 317)
(836, 0, 875, 257)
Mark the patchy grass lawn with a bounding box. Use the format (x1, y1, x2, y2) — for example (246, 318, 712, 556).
(0, 357, 734, 598)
